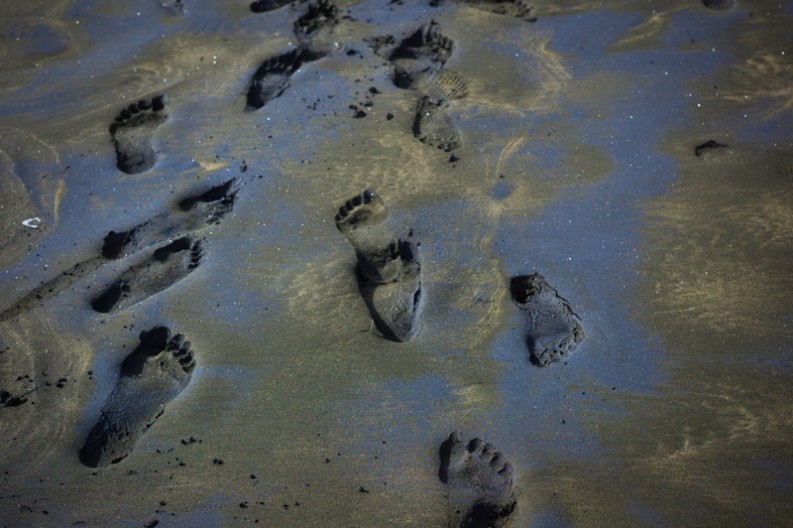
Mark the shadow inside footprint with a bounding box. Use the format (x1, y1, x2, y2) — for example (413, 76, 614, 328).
(335, 189, 424, 342)
(109, 95, 168, 174)
(439, 431, 517, 528)
(79, 326, 195, 467)
(91, 237, 202, 314)
(510, 273, 585, 367)
(357, 240, 424, 342)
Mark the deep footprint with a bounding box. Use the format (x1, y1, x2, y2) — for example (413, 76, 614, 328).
(91, 237, 202, 314)
(0, 180, 237, 322)
(380, 20, 455, 91)
(510, 273, 585, 367)
(79, 326, 195, 467)
(439, 432, 517, 528)
(414, 96, 462, 152)
(335, 189, 423, 342)
(109, 95, 168, 174)
(245, 47, 326, 111)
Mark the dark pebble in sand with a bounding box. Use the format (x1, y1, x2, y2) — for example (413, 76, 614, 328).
(250, 0, 295, 13)
(694, 139, 729, 157)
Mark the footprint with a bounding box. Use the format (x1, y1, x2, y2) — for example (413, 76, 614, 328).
(294, 0, 338, 39)
(439, 432, 517, 528)
(245, 47, 326, 111)
(510, 273, 585, 367)
(382, 20, 455, 91)
(91, 237, 202, 314)
(102, 178, 238, 259)
(79, 326, 195, 467)
(413, 96, 462, 152)
(0, 179, 237, 322)
(335, 189, 424, 342)
(109, 95, 168, 174)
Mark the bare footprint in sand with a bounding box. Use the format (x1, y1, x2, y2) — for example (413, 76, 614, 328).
(439, 432, 517, 528)
(109, 95, 168, 174)
(245, 47, 326, 111)
(102, 178, 238, 259)
(378, 20, 455, 91)
(91, 237, 202, 314)
(431, 0, 535, 19)
(0, 179, 237, 322)
(335, 189, 423, 342)
(374, 23, 466, 153)
(510, 273, 585, 367)
(80, 326, 194, 467)
(414, 96, 462, 152)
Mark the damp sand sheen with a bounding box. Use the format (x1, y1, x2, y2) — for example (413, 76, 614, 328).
(0, 0, 792, 527)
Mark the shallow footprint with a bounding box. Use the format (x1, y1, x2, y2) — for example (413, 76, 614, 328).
(439, 432, 517, 528)
(109, 95, 168, 174)
(91, 237, 202, 314)
(335, 189, 424, 342)
(102, 178, 238, 259)
(413, 96, 462, 152)
(245, 47, 326, 111)
(79, 326, 195, 467)
(510, 273, 585, 367)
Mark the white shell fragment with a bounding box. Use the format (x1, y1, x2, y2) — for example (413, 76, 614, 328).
(21, 217, 42, 229)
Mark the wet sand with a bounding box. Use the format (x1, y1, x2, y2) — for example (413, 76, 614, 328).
(1, 0, 792, 526)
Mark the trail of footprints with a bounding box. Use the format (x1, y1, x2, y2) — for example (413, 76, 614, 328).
(1, 2, 596, 526)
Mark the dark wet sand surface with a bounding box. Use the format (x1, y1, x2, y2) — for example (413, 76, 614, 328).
(1, 0, 792, 526)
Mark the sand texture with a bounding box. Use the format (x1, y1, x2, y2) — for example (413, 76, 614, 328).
(1, 0, 792, 526)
